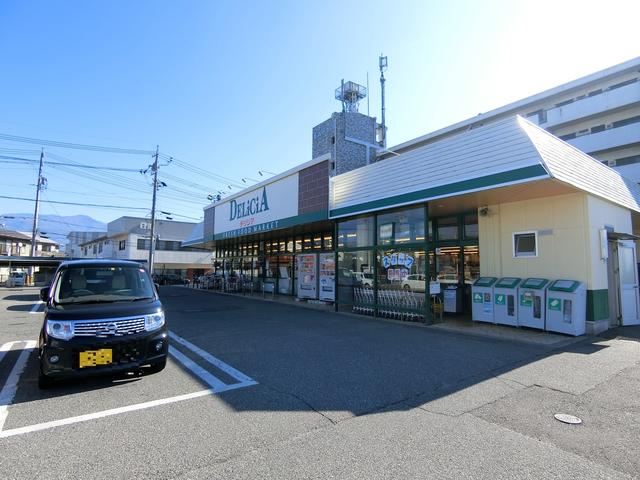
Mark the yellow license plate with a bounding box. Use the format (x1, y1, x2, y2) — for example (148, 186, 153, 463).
(79, 349, 113, 368)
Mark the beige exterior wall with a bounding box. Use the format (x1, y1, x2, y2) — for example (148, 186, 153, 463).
(479, 192, 633, 290)
(585, 196, 633, 290)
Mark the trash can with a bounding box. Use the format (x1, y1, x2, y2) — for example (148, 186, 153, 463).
(545, 280, 587, 336)
(443, 285, 462, 313)
(472, 277, 498, 323)
(493, 277, 522, 327)
(517, 278, 549, 330)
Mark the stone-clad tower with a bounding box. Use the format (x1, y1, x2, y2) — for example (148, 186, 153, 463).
(312, 80, 384, 177)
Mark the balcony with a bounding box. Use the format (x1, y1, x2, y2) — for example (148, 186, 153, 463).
(544, 82, 640, 128)
(566, 123, 640, 154)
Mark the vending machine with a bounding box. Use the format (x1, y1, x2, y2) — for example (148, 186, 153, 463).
(296, 253, 318, 299)
(318, 253, 335, 302)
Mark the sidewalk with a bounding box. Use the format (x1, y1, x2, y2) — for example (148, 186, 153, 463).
(177, 285, 576, 346)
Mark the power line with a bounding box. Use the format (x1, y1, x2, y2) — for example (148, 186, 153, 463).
(160, 153, 245, 188)
(0, 194, 149, 211)
(0, 155, 143, 172)
(160, 172, 213, 193)
(0, 147, 42, 155)
(0, 132, 154, 155)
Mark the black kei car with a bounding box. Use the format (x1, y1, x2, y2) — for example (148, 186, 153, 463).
(38, 259, 168, 389)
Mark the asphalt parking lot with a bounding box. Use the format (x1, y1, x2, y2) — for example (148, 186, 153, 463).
(0, 286, 639, 479)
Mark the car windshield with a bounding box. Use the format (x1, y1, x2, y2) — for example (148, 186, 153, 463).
(53, 265, 155, 305)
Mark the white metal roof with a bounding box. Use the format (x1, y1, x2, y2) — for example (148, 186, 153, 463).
(520, 117, 640, 213)
(330, 116, 640, 217)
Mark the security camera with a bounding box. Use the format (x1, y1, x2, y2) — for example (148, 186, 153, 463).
(479, 206, 489, 216)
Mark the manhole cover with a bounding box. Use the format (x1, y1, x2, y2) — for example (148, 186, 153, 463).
(554, 413, 582, 424)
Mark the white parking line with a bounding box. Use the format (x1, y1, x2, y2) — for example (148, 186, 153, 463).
(0, 332, 256, 439)
(168, 330, 257, 385)
(0, 342, 17, 365)
(29, 301, 43, 314)
(0, 388, 216, 439)
(0, 341, 37, 432)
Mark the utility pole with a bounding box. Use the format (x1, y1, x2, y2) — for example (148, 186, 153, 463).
(148, 145, 159, 275)
(29, 148, 45, 285)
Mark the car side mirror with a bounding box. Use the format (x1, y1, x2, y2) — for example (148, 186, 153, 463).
(40, 286, 50, 302)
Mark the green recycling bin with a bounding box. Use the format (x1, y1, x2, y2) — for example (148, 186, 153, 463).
(517, 278, 549, 330)
(494, 277, 522, 327)
(472, 277, 498, 323)
(545, 280, 586, 336)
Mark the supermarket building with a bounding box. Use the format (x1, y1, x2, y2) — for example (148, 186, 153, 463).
(186, 112, 640, 334)
(185, 58, 640, 333)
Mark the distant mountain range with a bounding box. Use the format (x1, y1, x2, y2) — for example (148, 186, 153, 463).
(0, 214, 106, 250)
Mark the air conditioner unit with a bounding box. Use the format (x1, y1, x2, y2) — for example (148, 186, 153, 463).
(605, 123, 613, 129)
(576, 129, 590, 137)
(608, 160, 617, 167)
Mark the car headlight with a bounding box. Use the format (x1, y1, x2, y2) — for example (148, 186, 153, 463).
(145, 311, 165, 331)
(46, 320, 74, 340)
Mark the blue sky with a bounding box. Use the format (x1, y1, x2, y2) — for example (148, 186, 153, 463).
(0, 0, 638, 227)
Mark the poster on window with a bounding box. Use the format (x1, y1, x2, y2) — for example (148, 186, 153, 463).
(318, 253, 335, 302)
(297, 253, 317, 299)
(381, 253, 414, 282)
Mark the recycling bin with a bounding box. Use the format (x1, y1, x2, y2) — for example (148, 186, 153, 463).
(472, 277, 498, 323)
(494, 277, 522, 327)
(517, 278, 549, 330)
(545, 280, 587, 336)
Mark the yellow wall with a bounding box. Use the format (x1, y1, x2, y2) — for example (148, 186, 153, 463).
(478, 192, 632, 289)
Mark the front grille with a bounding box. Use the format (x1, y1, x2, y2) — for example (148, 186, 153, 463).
(74, 317, 146, 337)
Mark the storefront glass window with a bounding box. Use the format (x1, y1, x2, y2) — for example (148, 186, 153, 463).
(376, 207, 425, 245)
(463, 245, 480, 284)
(294, 237, 302, 252)
(337, 216, 374, 248)
(436, 246, 460, 286)
(323, 234, 333, 250)
(464, 214, 478, 239)
(303, 235, 313, 251)
(277, 255, 294, 295)
(313, 235, 322, 250)
(337, 250, 374, 313)
(376, 249, 426, 321)
(437, 217, 458, 241)
(286, 239, 294, 253)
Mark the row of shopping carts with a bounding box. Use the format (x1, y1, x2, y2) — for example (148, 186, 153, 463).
(353, 287, 425, 322)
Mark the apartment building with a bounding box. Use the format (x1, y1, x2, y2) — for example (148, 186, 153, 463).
(383, 57, 640, 180)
